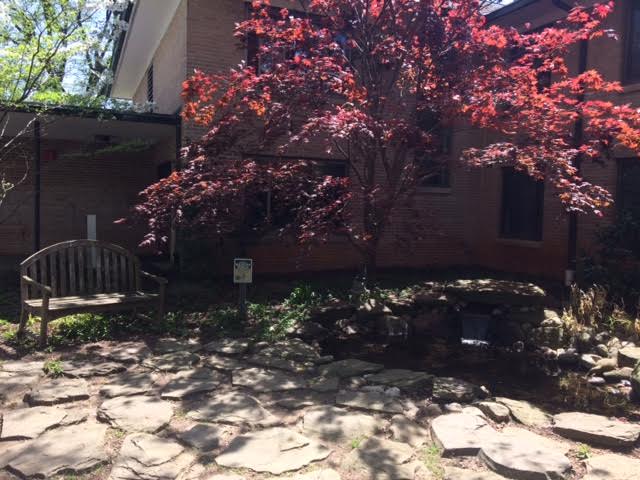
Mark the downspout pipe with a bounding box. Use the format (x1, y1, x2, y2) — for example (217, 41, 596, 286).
(566, 38, 589, 286)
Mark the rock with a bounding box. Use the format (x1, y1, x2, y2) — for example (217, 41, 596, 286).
(595, 331, 611, 344)
(632, 362, 640, 399)
(141, 351, 200, 372)
(494, 397, 551, 427)
(294, 321, 331, 342)
(366, 369, 433, 391)
(202, 338, 250, 355)
(256, 338, 323, 363)
(274, 391, 329, 410)
(309, 376, 340, 392)
(475, 401, 510, 423)
(310, 300, 356, 323)
(589, 358, 618, 376)
(1, 360, 45, 373)
(61, 359, 126, 378)
(432, 377, 477, 403)
(336, 390, 414, 414)
(577, 331, 595, 352)
(205, 476, 246, 480)
(584, 453, 640, 480)
(25, 377, 90, 406)
(154, 337, 201, 353)
(0, 371, 41, 404)
(618, 347, 640, 368)
(430, 413, 495, 457)
(100, 370, 157, 398)
(303, 406, 381, 442)
(424, 403, 444, 417)
(581, 353, 603, 370)
(186, 391, 278, 426)
(558, 349, 580, 365)
(233, 367, 307, 392)
(444, 403, 463, 413)
(0, 405, 87, 440)
(109, 432, 196, 480)
(589, 376, 606, 385)
(378, 315, 410, 338)
(160, 368, 226, 400)
(389, 415, 429, 447)
(0, 422, 107, 478)
(444, 279, 547, 305)
(177, 423, 222, 451)
(342, 436, 419, 480)
(357, 298, 392, 319)
(203, 353, 248, 371)
(247, 353, 314, 373)
(595, 344, 610, 358)
(318, 359, 384, 378)
(98, 395, 173, 432)
(104, 341, 152, 364)
(603, 367, 634, 382)
(215, 427, 331, 475)
(479, 427, 571, 480)
(444, 467, 510, 480)
(531, 325, 564, 349)
(552, 412, 640, 448)
(286, 469, 341, 480)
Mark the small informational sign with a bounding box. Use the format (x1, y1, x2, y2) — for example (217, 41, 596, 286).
(233, 258, 253, 284)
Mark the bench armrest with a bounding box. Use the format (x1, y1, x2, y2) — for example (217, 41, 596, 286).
(140, 270, 168, 285)
(21, 275, 53, 297)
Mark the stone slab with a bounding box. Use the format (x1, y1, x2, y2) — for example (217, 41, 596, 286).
(203, 353, 248, 371)
(432, 377, 477, 403)
(552, 412, 640, 448)
(160, 368, 226, 400)
(494, 397, 551, 427)
(475, 402, 511, 423)
(366, 369, 433, 390)
(61, 359, 126, 378)
(303, 406, 382, 442)
(202, 338, 250, 355)
(336, 390, 412, 414)
(430, 413, 495, 457)
(342, 437, 417, 480)
(25, 378, 90, 406)
(318, 359, 384, 378)
(233, 367, 307, 392)
(177, 423, 223, 451)
(100, 370, 157, 398)
(0, 405, 87, 440)
(104, 342, 152, 364)
(584, 453, 640, 480)
(444, 467, 509, 480)
(215, 427, 331, 475)
(389, 415, 429, 447)
(141, 351, 200, 372)
(617, 347, 640, 368)
(186, 391, 278, 427)
(98, 395, 173, 432)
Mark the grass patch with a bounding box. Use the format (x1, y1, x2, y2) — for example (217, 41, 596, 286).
(349, 435, 367, 449)
(576, 443, 592, 460)
(422, 443, 444, 480)
(43, 359, 64, 377)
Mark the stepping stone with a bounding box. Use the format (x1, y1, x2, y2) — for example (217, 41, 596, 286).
(309, 376, 340, 392)
(342, 436, 420, 480)
(247, 353, 315, 373)
(98, 395, 173, 432)
(303, 406, 381, 442)
(603, 367, 634, 382)
(0, 405, 87, 440)
(161, 368, 226, 400)
(1, 360, 45, 373)
(318, 359, 384, 378)
(288, 470, 341, 480)
(552, 412, 640, 448)
(61, 359, 126, 378)
(215, 427, 331, 475)
(186, 391, 278, 426)
(0, 371, 41, 404)
(202, 338, 250, 355)
(0, 422, 108, 478)
(444, 466, 509, 480)
(584, 453, 640, 480)
(104, 342, 152, 364)
(479, 427, 571, 480)
(618, 347, 640, 368)
(255, 339, 323, 363)
(205, 476, 246, 480)
(100, 370, 157, 398)
(142, 351, 200, 372)
(366, 369, 433, 391)
(389, 414, 429, 447)
(475, 401, 511, 423)
(274, 390, 332, 410)
(109, 432, 196, 480)
(494, 397, 551, 427)
(430, 413, 495, 457)
(203, 353, 248, 371)
(233, 367, 307, 392)
(336, 390, 413, 414)
(177, 423, 222, 451)
(432, 377, 477, 403)
(25, 378, 90, 406)
(154, 337, 201, 353)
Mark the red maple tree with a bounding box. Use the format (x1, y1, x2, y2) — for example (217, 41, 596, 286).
(132, 0, 640, 277)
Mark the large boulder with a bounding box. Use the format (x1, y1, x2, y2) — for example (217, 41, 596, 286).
(618, 347, 640, 368)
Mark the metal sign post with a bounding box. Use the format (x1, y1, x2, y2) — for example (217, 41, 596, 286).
(233, 258, 253, 321)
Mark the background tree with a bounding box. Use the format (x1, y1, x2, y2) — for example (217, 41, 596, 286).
(134, 0, 640, 279)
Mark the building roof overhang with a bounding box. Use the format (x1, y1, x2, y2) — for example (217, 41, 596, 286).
(110, 0, 182, 100)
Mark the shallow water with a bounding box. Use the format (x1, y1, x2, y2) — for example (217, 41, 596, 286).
(322, 335, 640, 418)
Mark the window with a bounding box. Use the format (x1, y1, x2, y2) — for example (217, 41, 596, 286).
(157, 162, 172, 180)
(146, 64, 154, 104)
(625, 1, 640, 83)
(618, 158, 640, 219)
(416, 109, 451, 188)
(500, 168, 544, 241)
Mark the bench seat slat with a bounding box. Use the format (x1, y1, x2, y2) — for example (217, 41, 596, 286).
(24, 292, 158, 311)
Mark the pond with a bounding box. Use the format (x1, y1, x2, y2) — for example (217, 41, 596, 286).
(322, 335, 640, 419)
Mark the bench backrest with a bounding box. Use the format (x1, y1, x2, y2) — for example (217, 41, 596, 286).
(20, 240, 141, 299)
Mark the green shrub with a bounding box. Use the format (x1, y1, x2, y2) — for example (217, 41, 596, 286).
(43, 359, 64, 377)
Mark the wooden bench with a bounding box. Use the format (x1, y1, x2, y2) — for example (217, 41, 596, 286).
(18, 240, 167, 347)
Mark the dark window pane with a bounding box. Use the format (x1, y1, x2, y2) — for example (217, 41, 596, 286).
(315, 160, 348, 177)
(626, 2, 640, 82)
(500, 168, 544, 241)
(416, 109, 451, 188)
(618, 158, 640, 219)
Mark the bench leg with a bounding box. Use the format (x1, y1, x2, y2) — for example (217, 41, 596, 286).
(39, 311, 49, 348)
(17, 307, 28, 338)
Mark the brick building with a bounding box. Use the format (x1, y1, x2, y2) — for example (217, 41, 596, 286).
(2, 0, 638, 280)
